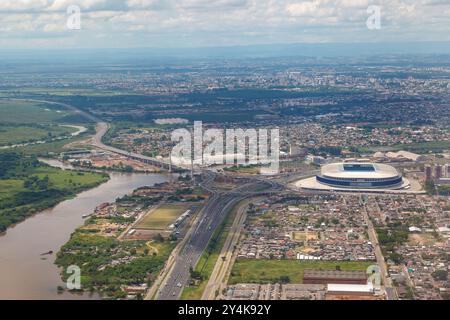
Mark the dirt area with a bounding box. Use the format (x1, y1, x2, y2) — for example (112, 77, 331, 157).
(408, 233, 437, 246)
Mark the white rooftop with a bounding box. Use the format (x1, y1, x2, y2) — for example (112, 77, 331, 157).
(327, 282, 374, 293)
(321, 162, 400, 179)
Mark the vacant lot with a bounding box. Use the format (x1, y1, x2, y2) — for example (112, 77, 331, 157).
(229, 259, 374, 284)
(135, 204, 190, 230)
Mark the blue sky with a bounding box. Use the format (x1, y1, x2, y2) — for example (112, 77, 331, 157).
(0, 0, 449, 49)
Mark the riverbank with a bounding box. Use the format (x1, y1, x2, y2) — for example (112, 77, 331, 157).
(55, 177, 204, 299)
(0, 154, 109, 233)
(0, 170, 169, 299)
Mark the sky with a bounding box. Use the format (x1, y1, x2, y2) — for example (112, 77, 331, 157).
(0, 0, 449, 49)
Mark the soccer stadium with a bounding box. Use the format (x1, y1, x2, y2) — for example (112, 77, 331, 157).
(295, 162, 412, 193)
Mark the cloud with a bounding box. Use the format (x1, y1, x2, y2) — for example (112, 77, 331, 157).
(0, 0, 448, 48)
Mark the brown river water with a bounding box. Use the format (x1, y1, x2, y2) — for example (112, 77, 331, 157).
(0, 159, 169, 299)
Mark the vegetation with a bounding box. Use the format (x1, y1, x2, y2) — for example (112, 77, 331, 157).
(437, 184, 450, 196)
(55, 228, 175, 299)
(135, 204, 190, 230)
(0, 152, 109, 232)
(0, 124, 76, 147)
(3, 135, 90, 157)
(0, 100, 71, 124)
(228, 260, 374, 284)
(224, 164, 261, 175)
(390, 140, 450, 154)
(431, 270, 448, 281)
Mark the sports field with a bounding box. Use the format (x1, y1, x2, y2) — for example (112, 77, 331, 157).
(135, 204, 190, 230)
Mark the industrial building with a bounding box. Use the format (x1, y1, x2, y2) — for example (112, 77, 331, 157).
(303, 270, 368, 285)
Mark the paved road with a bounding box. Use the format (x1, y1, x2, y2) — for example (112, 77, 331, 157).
(6, 98, 179, 171)
(156, 181, 272, 300)
(7, 98, 286, 300)
(92, 122, 182, 171)
(202, 198, 251, 300)
(361, 196, 398, 300)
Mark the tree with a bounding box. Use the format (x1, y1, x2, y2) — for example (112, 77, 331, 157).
(432, 270, 448, 281)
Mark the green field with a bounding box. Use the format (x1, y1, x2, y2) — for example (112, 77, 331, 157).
(0, 179, 23, 201)
(3, 135, 89, 156)
(0, 100, 71, 124)
(0, 168, 105, 200)
(0, 125, 76, 146)
(365, 140, 450, 154)
(0, 166, 108, 198)
(0, 88, 135, 97)
(391, 140, 450, 153)
(228, 259, 374, 284)
(135, 204, 190, 230)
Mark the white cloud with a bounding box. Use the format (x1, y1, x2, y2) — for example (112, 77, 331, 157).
(0, 0, 448, 47)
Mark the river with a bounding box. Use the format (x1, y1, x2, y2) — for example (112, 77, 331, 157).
(0, 159, 169, 300)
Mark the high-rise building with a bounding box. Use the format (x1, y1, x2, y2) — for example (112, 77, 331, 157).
(444, 164, 449, 178)
(435, 165, 443, 180)
(425, 165, 433, 182)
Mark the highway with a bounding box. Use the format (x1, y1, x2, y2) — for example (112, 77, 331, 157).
(201, 198, 251, 300)
(92, 122, 182, 171)
(5, 99, 179, 172)
(8, 98, 284, 300)
(156, 180, 273, 300)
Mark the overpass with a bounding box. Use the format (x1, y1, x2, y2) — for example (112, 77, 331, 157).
(3, 98, 185, 172)
(91, 122, 185, 172)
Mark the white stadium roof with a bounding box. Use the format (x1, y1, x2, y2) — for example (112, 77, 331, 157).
(321, 163, 400, 179)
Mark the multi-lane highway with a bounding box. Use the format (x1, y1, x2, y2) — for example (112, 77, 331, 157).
(201, 198, 251, 300)
(156, 180, 274, 300)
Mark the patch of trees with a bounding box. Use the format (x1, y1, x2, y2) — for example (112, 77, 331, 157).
(432, 270, 448, 281)
(320, 146, 342, 156)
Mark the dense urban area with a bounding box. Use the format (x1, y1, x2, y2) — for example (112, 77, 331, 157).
(0, 53, 449, 301)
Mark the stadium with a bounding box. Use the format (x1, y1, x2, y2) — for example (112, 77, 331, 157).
(295, 162, 411, 193)
(317, 163, 403, 189)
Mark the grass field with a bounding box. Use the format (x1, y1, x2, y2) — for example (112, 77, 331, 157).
(0, 179, 23, 201)
(391, 140, 450, 153)
(0, 166, 108, 200)
(0, 125, 76, 146)
(3, 135, 88, 156)
(135, 204, 190, 230)
(365, 140, 450, 154)
(31, 166, 108, 188)
(228, 259, 374, 284)
(0, 88, 135, 97)
(0, 100, 71, 124)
